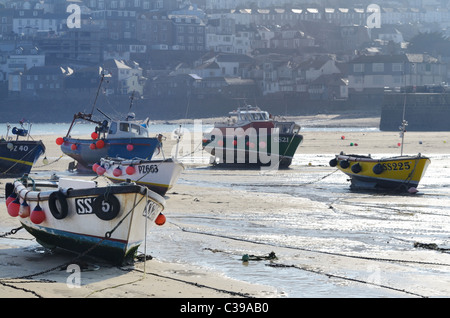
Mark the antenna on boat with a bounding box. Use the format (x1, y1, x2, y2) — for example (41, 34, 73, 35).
(399, 85, 408, 156)
(90, 73, 106, 116)
(129, 91, 135, 112)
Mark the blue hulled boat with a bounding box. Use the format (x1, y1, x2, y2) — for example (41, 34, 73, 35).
(58, 75, 162, 172)
(0, 122, 46, 177)
(59, 112, 162, 172)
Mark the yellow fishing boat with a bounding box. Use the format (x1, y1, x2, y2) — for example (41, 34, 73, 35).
(330, 153, 430, 192)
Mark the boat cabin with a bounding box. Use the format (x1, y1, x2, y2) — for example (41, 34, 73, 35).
(229, 106, 270, 123)
(108, 121, 149, 138)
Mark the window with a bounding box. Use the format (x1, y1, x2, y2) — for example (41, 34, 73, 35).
(372, 63, 384, 72)
(392, 63, 403, 72)
(119, 123, 130, 132)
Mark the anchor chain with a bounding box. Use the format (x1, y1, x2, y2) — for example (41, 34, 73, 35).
(0, 226, 23, 238)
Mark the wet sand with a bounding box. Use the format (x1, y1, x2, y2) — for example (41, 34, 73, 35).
(1, 114, 450, 299)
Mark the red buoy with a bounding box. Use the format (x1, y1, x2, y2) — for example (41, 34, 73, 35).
(56, 137, 64, 145)
(91, 132, 98, 140)
(30, 205, 45, 224)
(71, 144, 77, 150)
(92, 163, 100, 173)
(113, 167, 122, 177)
(90, 143, 96, 150)
(96, 140, 105, 149)
(7, 197, 20, 217)
(6, 192, 17, 207)
(96, 166, 106, 176)
(155, 213, 166, 226)
(126, 144, 134, 151)
(126, 165, 136, 175)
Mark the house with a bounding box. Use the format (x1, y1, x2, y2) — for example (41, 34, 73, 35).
(298, 56, 342, 83)
(0, 8, 14, 37)
(213, 53, 255, 77)
(348, 54, 446, 93)
(170, 15, 206, 52)
(0, 46, 45, 76)
(102, 59, 145, 96)
(20, 65, 73, 97)
(308, 73, 348, 100)
(136, 12, 174, 50)
(35, 26, 102, 64)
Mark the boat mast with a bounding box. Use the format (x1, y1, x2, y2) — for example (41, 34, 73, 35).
(399, 86, 408, 156)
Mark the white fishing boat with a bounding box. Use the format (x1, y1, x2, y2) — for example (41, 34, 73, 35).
(5, 177, 165, 264)
(97, 157, 185, 196)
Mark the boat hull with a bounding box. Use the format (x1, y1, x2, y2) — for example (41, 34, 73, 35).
(0, 140, 45, 177)
(202, 133, 303, 167)
(9, 179, 165, 264)
(100, 157, 185, 196)
(332, 154, 431, 191)
(61, 137, 161, 172)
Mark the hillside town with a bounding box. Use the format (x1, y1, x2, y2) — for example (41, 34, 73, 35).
(1, 0, 450, 121)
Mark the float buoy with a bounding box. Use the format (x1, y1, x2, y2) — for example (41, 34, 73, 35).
(373, 163, 383, 174)
(155, 213, 166, 226)
(113, 167, 122, 177)
(56, 137, 64, 145)
(19, 200, 30, 218)
(339, 160, 350, 169)
(30, 204, 45, 224)
(96, 140, 105, 149)
(92, 163, 100, 173)
(126, 144, 134, 151)
(7, 197, 20, 217)
(329, 158, 337, 167)
(91, 132, 98, 140)
(5, 192, 17, 207)
(351, 163, 362, 173)
(71, 144, 77, 151)
(96, 166, 106, 175)
(126, 165, 135, 175)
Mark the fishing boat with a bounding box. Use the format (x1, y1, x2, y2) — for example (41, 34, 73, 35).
(330, 120, 430, 192)
(5, 176, 165, 264)
(0, 121, 46, 177)
(58, 112, 162, 172)
(330, 152, 430, 192)
(56, 76, 162, 172)
(97, 157, 185, 196)
(202, 105, 303, 167)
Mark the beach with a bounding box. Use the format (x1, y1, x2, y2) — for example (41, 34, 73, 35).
(1, 114, 450, 299)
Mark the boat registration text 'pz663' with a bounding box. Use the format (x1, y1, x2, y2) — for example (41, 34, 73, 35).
(138, 164, 159, 174)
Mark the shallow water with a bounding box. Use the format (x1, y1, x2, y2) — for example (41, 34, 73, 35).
(145, 153, 450, 297)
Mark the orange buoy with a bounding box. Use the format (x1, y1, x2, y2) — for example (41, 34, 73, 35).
(155, 213, 166, 226)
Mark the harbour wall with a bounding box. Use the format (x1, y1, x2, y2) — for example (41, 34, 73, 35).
(380, 93, 450, 131)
